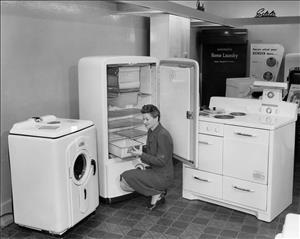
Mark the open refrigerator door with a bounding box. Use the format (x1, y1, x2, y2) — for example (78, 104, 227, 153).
(159, 59, 199, 166)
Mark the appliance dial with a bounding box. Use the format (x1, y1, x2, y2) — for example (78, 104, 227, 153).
(267, 91, 275, 99)
(266, 107, 272, 114)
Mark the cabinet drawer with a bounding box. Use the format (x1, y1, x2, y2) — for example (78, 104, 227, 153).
(223, 176, 267, 211)
(198, 134, 223, 174)
(224, 125, 269, 144)
(183, 166, 222, 199)
(199, 121, 223, 136)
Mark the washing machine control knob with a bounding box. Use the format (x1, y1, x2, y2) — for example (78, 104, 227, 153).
(32, 116, 42, 122)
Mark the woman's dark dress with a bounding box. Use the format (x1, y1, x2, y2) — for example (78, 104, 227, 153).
(121, 123, 174, 196)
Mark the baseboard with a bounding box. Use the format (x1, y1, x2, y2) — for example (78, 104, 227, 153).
(0, 214, 13, 228)
(1, 199, 13, 228)
(1, 198, 12, 215)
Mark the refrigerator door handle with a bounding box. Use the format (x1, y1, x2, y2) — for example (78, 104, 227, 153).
(186, 111, 194, 119)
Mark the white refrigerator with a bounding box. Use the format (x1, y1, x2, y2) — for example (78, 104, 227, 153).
(78, 56, 199, 202)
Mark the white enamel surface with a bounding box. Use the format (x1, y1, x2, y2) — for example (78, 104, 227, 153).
(8, 126, 98, 234)
(200, 96, 298, 130)
(223, 176, 268, 211)
(9, 115, 93, 138)
(183, 166, 222, 200)
(159, 65, 191, 160)
(184, 95, 297, 222)
(198, 134, 223, 174)
(223, 125, 269, 184)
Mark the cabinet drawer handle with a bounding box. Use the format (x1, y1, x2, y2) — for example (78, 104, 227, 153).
(193, 176, 210, 182)
(233, 185, 254, 192)
(199, 141, 211, 145)
(235, 132, 256, 137)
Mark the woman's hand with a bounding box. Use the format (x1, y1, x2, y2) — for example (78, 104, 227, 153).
(128, 146, 142, 156)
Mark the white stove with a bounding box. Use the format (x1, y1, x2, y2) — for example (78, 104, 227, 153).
(183, 90, 298, 222)
(199, 97, 297, 130)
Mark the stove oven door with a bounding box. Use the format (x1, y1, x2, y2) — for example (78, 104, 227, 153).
(223, 125, 269, 184)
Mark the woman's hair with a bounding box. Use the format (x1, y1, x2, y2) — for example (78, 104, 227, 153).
(141, 104, 160, 121)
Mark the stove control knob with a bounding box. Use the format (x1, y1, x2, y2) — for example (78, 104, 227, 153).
(267, 91, 274, 99)
(266, 107, 272, 114)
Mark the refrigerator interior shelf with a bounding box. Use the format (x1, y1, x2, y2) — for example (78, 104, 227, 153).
(108, 87, 140, 95)
(108, 118, 143, 130)
(108, 108, 141, 118)
(115, 128, 147, 139)
(138, 92, 152, 97)
(109, 139, 143, 158)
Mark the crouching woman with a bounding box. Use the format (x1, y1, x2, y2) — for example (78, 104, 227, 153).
(120, 104, 174, 210)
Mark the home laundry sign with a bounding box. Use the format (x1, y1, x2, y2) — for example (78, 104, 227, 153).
(210, 48, 239, 63)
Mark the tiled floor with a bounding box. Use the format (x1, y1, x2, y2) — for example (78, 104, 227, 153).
(1, 161, 300, 239)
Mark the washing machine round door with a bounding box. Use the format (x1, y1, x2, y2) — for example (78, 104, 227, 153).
(72, 151, 91, 185)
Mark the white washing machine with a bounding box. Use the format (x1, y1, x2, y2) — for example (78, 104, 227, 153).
(8, 115, 99, 235)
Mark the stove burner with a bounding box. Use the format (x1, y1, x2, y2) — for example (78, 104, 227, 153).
(230, 112, 246, 116)
(214, 115, 235, 119)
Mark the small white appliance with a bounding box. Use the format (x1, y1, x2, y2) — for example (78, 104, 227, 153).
(8, 115, 99, 235)
(226, 77, 255, 98)
(275, 213, 300, 239)
(78, 56, 199, 203)
(184, 82, 297, 222)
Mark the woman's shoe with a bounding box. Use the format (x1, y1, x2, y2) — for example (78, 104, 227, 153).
(147, 192, 166, 210)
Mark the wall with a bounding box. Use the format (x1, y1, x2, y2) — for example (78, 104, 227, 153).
(190, 1, 300, 82)
(1, 0, 149, 225)
(204, 1, 300, 54)
(204, 1, 300, 18)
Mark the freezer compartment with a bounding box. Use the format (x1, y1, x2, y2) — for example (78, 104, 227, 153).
(107, 67, 140, 93)
(109, 139, 143, 158)
(107, 64, 156, 108)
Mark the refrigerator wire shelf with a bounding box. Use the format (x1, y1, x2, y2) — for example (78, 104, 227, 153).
(108, 118, 143, 130)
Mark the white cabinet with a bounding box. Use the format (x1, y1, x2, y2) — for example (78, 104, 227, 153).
(223, 176, 267, 211)
(198, 121, 223, 174)
(183, 120, 295, 222)
(183, 167, 222, 199)
(223, 125, 269, 184)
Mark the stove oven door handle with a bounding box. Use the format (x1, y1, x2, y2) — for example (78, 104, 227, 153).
(199, 140, 212, 145)
(193, 176, 211, 183)
(235, 132, 256, 137)
(233, 185, 254, 193)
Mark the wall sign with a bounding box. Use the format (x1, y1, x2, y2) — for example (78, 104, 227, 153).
(250, 44, 284, 82)
(255, 8, 277, 18)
